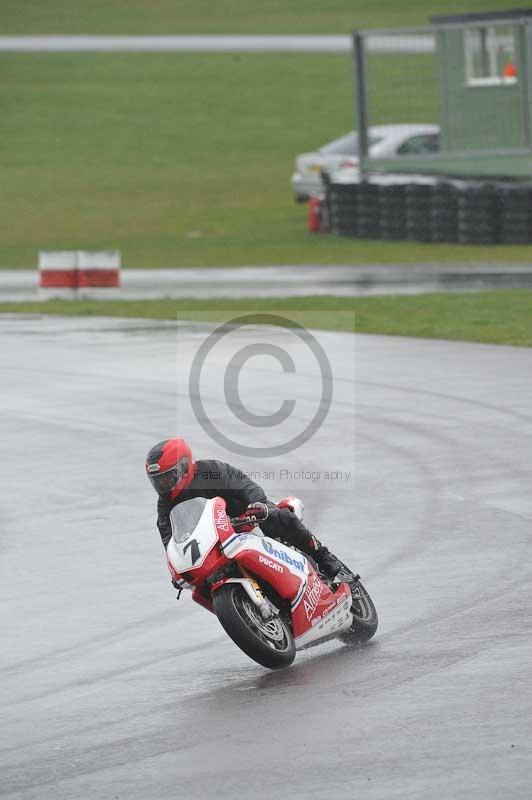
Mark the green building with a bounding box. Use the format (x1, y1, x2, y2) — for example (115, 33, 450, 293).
(362, 8, 532, 179)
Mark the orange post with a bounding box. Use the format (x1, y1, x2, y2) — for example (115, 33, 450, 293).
(307, 197, 322, 232)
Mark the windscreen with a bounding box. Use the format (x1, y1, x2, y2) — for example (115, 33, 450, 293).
(170, 497, 207, 543)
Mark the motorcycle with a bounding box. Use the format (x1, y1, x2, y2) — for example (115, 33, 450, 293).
(166, 496, 378, 669)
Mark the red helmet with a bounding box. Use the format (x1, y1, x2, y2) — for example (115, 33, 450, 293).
(145, 438, 195, 499)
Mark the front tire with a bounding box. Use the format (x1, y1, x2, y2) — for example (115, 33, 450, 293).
(213, 584, 296, 669)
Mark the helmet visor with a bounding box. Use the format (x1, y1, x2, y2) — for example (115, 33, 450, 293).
(148, 456, 190, 496)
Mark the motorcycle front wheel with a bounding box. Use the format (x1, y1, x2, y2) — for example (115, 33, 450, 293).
(213, 584, 296, 669)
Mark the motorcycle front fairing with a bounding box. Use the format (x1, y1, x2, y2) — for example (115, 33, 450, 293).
(166, 496, 229, 607)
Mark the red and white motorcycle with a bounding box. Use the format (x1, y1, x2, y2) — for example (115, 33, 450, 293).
(166, 496, 378, 669)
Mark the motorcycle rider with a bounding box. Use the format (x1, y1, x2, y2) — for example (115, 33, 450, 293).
(145, 437, 343, 579)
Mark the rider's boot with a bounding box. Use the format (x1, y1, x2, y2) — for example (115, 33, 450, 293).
(314, 546, 343, 579)
(308, 537, 343, 579)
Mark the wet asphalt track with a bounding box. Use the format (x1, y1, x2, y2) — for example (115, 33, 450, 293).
(4, 264, 532, 301)
(1, 315, 531, 799)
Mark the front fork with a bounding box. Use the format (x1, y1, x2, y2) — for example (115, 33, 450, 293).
(211, 568, 279, 621)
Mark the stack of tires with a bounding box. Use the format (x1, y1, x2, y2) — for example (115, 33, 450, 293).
(498, 183, 532, 244)
(456, 183, 499, 244)
(431, 181, 459, 242)
(326, 177, 532, 244)
(405, 183, 434, 242)
(355, 183, 381, 238)
(328, 183, 358, 236)
(379, 183, 407, 240)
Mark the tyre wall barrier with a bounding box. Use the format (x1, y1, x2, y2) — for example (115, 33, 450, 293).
(327, 179, 532, 244)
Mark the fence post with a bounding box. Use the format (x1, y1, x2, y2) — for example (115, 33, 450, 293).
(352, 31, 369, 181)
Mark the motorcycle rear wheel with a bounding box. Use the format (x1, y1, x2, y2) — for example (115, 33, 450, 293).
(338, 571, 378, 645)
(213, 584, 296, 669)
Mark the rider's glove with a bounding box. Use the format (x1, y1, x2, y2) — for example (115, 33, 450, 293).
(234, 502, 269, 532)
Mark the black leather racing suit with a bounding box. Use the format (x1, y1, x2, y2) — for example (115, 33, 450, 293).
(156, 459, 317, 554)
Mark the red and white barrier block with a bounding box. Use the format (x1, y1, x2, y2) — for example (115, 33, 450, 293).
(77, 251, 121, 292)
(38, 251, 77, 298)
(39, 251, 121, 298)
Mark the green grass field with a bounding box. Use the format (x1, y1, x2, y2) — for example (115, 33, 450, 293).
(1, 291, 531, 347)
(1, 1, 519, 35)
(1, 0, 529, 268)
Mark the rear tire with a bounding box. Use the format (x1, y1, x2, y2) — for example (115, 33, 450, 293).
(336, 567, 378, 645)
(213, 584, 296, 669)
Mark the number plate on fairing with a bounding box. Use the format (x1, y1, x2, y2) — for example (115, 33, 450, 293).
(167, 498, 218, 573)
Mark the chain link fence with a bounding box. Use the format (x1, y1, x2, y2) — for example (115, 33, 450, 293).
(364, 29, 439, 130)
(324, 16, 532, 244)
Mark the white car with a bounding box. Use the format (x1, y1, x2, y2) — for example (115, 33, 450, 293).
(291, 124, 440, 201)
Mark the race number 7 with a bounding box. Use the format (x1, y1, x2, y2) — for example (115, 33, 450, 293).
(183, 538, 201, 565)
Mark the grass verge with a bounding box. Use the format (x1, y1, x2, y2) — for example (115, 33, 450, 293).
(1, 1, 518, 35)
(2, 50, 530, 268)
(1, 291, 531, 347)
